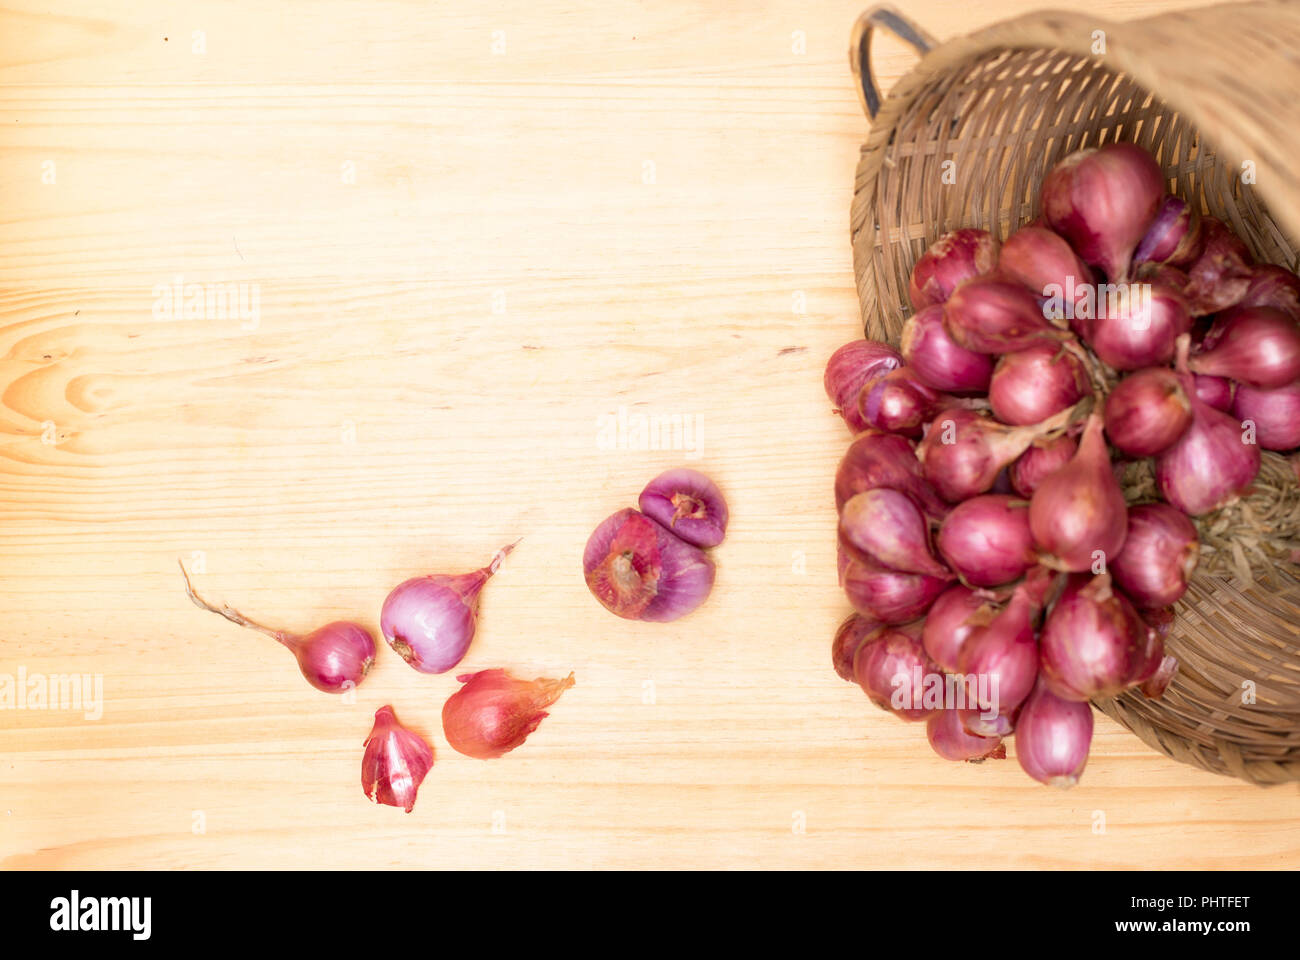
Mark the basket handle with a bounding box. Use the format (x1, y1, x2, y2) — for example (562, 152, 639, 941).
(850, 5, 936, 120)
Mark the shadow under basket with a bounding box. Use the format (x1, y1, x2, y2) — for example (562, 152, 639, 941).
(848, 3, 1300, 783)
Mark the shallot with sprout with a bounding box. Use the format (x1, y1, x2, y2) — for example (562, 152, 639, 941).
(381, 541, 518, 674)
(917, 402, 1080, 503)
(638, 468, 728, 548)
(178, 560, 375, 694)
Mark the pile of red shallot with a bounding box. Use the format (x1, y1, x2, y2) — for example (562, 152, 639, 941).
(826, 141, 1300, 786)
(180, 542, 574, 814)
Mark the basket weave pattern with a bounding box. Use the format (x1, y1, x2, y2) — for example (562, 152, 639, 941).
(850, 3, 1300, 783)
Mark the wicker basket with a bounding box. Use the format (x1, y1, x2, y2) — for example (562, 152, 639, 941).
(848, 3, 1300, 784)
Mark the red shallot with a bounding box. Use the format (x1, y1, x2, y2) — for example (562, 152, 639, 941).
(1109, 503, 1199, 609)
(832, 613, 883, 682)
(957, 576, 1047, 730)
(382, 542, 517, 673)
(1239, 264, 1300, 320)
(942, 277, 1072, 354)
(1133, 195, 1204, 269)
(908, 228, 999, 310)
(1183, 218, 1254, 315)
(988, 343, 1089, 426)
(1040, 142, 1165, 282)
(927, 708, 1006, 762)
(1039, 573, 1154, 700)
(583, 509, 715, 622)
(823, 340, 904, 433)
(1189, 305, 1300, 389)
(178, 561, 376, 694)
(1009, 434, 1077, 498)
(858, 367, 950, 437)
(1233, 380, 1300, 451)
(936, 495, 1036, 588)
(362, 705, 434, 812)
(996, 224, 1094, 301)
(917, 403, 1079, 503)
(638, 468, 728, 549)
(921, 583, 996, 673)
(834, 430, 949, 520)
(839, 549, 949, 625)
(1013, 679, 1093, 788)
(1087, 276, 1191, 370)
(1103, 367, 1193, 457)
(1157, 337, 1261, 515)
(1028, 413, 1128, 572)
(442, 668, 575, 759)
(853, 627, 940, 721)
(899, 305, 994, 394)
(1193, 374, 1235, 412)
(839, 488, 951, 578)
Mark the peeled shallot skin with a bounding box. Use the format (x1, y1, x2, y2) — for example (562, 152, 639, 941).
(362, 706, 435, 813)
(442, 669, 575, 760)
(583, 508, 715, 622)
(638, 468, 728, 548)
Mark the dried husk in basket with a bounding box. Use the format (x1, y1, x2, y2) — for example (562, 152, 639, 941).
(849, 3, 1300, 783)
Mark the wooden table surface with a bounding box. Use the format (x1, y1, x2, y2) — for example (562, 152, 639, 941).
(2, 0, 1296, 870)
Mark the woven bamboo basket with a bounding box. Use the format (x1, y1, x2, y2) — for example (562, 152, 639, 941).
(849, 3, 1300, 783)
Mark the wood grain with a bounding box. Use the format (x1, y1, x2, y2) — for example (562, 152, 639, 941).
(2, 0, 1296, 870)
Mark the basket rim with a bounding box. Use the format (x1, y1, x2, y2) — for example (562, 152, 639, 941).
(856, 4, 1300, 251)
